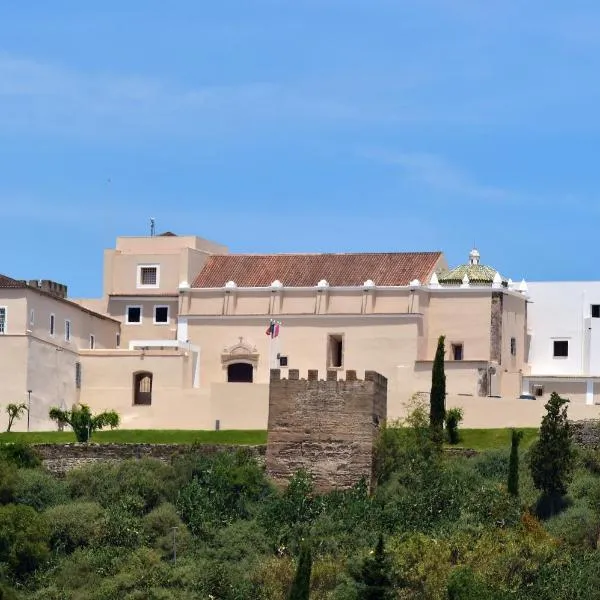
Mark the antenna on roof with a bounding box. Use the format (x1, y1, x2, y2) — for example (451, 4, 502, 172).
(150, 218, 156, 237)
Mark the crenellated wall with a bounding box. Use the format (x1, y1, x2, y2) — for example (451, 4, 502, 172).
(266, 368, 387, 492)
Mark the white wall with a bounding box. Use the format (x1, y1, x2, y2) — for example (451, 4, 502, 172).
(528, 281, 600, 376)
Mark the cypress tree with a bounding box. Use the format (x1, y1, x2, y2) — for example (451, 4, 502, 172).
(529, 392, 574, 518)
(430, 335, 446, 448)
(354, 534, 394, 599)
(507, 429, 523, 497)
(288, 542, 312, 600)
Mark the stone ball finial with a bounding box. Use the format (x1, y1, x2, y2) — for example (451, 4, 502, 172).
(270, 279, 283, 288)
(409, 278, 421, 287)
(225, 280, 237, 289)
(317, 279, 329, 288)
(429, 272, 441, 288)
(363, 279, 375, 288)
(492, 272, 503, 289)
(518, 278, 528, 294)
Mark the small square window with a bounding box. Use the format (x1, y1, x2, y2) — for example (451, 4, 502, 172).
(553, 340, 569, 358)
(127, 306, 142, 324)
(451, 343, 463, 361)
(90, 334, 95, 349)
(533, 384, 544, 397)
(50, 314, 55, 336)
(137, 265, 159, 288)
(279, 355, 289, 367)
(154, 306, 169, 324)
(510, 337, 516, 356)
(65, 320, 71, 342)
(592, 305, 600, 318)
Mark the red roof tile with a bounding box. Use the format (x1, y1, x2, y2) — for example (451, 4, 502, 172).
(192, 252, 443, 288)
(0, 274, 26, 288)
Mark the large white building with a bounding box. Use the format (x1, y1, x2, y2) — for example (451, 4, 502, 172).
(525, 282, 600, 406)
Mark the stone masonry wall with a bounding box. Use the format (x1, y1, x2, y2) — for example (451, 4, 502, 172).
(35, 443, 266, 475)
(266, 368, 387, 492)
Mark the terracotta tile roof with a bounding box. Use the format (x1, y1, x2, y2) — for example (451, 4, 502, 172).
(192, 252, 443, 288)
(0, 274, 26, 288)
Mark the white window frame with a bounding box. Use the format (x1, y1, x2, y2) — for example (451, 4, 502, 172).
(49, 313, 56, 336)
(0, 306, 6, 335)
(153, 305, 170, 325)
(89, 334, 95, 349)
(126, 305, 143, 325)
(65, 319, 71, 342)
(136, 264, 160, 289)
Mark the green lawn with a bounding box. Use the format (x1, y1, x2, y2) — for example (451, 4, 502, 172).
(455, 428, 538, 451)
(0, 427, 538, 451)
(0, 429, 267, 445)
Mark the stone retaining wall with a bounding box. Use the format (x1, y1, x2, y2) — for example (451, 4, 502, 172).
(571, 420, 600, 449)
(34, 443, 266, 475)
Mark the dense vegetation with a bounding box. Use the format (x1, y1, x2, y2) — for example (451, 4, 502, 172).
(1, 398, 599, 598)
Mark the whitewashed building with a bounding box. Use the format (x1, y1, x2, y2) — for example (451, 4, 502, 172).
(525, 281, 600, 406)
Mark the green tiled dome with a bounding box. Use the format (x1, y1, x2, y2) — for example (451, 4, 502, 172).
(438, 249, 506, 286)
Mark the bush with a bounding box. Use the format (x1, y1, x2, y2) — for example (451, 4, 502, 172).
(445, 408, 464, 445)
(45, 501, 105, 553)
(545, 504, 600, 549)
(0, 504, 49, 579)
(14, 469, 68, 511)
(472, 449, 510, 482)
(0, 461, 17, 505)
(0, 442, 41, 469)
(142, 503, 192, 558)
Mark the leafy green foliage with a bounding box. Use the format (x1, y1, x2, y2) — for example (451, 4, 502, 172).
(529, 392, 574, 518)
(0, 442, 41, 468)
(430, 335, 446, 448)
(14, 468, 68, 511)
(48, 404, 120, 442)
(0, 504, 49, 579)
(349, 534, 394, 599)
(508, 429, 523, 497)
(445, 407, 464, 445)
(5, 403, 27, 433)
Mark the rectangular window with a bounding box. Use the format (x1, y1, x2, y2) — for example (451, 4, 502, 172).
(154, 305, 169, 324)
(30, 309, 35, 327)
(137, 265, 159, 288)
(510, 337, 516, 356)
(50, 314, 55, 336)
(553, 340, 569, 358)
(279, 355, 289, 367)
(65, 320, 71, 342)
(116, 333, 121, 348)
(533, 384, 544, 397)
(75, 362, 82, 389)
(327, 334, 344, 368)
(126, 306, 142, 324)
(89, 334, 95, 349)
(451, 343, 464, 361)
(592, 305, 600, 318)
(0, 307, 6, 334)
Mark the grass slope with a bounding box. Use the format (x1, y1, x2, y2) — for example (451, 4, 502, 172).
(457, 428, 538, 451)
(0, 430, 267, 445)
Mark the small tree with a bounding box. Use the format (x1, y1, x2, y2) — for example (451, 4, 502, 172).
(507, 429, 523, 497)
(5, 403, 27, 433)
(352, 534, 394, 599)
(529, 392, 574, 518)
(288, 541, 312, 600)
(48, 404, 120, 442)
(445, 407, 464, 445)
(430, 335, 446, 449)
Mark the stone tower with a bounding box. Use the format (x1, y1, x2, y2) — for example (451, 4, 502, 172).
(266, 368, 387, 492)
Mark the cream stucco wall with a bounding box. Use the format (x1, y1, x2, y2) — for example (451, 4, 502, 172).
(0, 336, 28, 431)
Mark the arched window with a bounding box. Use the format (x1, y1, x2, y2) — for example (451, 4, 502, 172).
(133, 371, 153, 405)
(227, 363, 253, 383)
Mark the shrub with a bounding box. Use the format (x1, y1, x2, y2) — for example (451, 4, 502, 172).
(45, 501, 105, 553)
(0, 504, 49, 579)
(0, 442, 41, 468)
(472, 449, 510, 481)
(0, 460, 17, 505)
(14, 468, 69, 511)
(545, 504, 600, 549)
(445, 408, 464, 445)
(142, 503, 192, 558)
(48, 404, 120, 443)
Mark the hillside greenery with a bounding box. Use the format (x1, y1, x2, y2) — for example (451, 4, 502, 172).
(0, 402, 598, 598)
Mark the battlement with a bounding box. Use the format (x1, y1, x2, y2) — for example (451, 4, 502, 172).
(266, 367, 387, 492)
(270, 368, 388, 387)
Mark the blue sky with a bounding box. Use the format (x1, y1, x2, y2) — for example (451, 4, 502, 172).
(2, 1, 600, 296)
